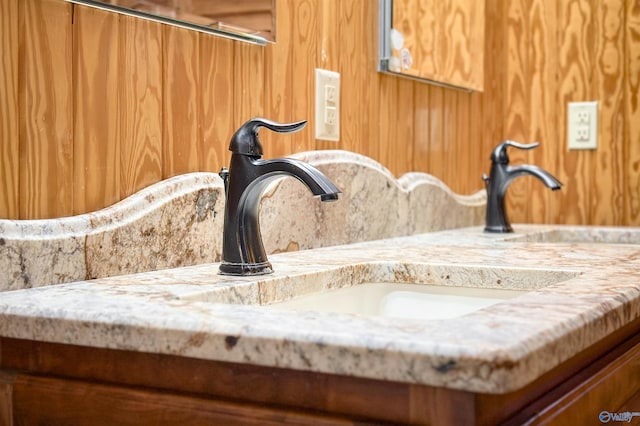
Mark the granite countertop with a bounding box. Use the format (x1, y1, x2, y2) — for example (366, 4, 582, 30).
(0, 224, 639, 394)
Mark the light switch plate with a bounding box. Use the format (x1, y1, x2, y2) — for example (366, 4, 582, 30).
(315, 69, 340, 141)
(568, 101, 598, 150)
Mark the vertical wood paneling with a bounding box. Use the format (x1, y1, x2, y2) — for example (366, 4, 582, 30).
(19, 0, 73, 219)
(262, 0, 293, 158)
(339, 0, 380, 162)
(624, 0, 640, 225)
(379, 76, 414, 176)
(397, 78, 415, 175)
(73, 6, 120, 215)
(1, 0, 639, 228)
(503, 0, 532, 224)
(427, 86, 445, 182)
(0, 0, 19, 218)
(527, 0, 559, 225)
(315, 0, 340, 152)
(412, 83, 431, 172)
(441, 90, 458, 189)
(481, 0, 506, 187)
(467, 91, 484, 194)
(455, 92, 471, 194)
(118, 15, 163, 199)
(557, 0, 594, 225)
(199, 35, 234, 172)
(233, 43, 264, 140)
(591, 0, 625, 225)
(362, 0, 382, 163)
(162, 26, 200, 178)
(289, 0, 316, 154)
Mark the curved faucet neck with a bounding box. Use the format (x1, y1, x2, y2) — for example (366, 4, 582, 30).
(484, 159, 561, 233)
(219, 154, 340, 275)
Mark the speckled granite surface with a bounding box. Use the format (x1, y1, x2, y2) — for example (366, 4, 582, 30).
(0, 173, 224, 291)
(0, 150, 485, 291)
(0, 224, 638, 394)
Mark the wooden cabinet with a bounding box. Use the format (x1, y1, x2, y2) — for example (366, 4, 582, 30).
(379, 0, 485, 91)
(1, 326, 638, 425)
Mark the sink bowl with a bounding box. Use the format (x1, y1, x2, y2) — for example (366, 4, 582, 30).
(506, 227, 640, 244)
(182, 262, 580, 320)
(268, 282, 524, 320)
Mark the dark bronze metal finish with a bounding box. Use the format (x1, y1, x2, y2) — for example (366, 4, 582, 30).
(483, 140, 562, 233)
(219, 118, 340, 275)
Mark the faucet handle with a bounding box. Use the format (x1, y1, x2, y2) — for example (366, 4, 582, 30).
(505, 140, 539, 150)
(229, 118, 307, 157)
(491, 140, 540, 164)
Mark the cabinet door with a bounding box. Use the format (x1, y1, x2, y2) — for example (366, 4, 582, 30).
(380, 0, 485, 91)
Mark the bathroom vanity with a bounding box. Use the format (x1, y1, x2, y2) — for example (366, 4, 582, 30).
(0, 225, 639, 425)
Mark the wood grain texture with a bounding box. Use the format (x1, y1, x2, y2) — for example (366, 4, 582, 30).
(199, 34, 234, 172)
(2, 324, 639, 425)
(73, 6, 120, 215)
(392, 0, 484, 91)
(262, 0, 293, 158)
(591, 1, 625, 226)
(11, 375, 357, 425)
(527, 0, 559, 226)
(1, 0, 639, 228)
(556, 0, 594, 225)
(412, 82, 430, 172)
(19, 0, 74, 219)
(314, 0, 339, 152)
(162, 26, 200, 178)
(625, 0, 640, 226)
(0, 0, 19, 219)
(233, 42, 264, 140)
(338, 0, 380, 161)
(504, 336, 640, 425)
(289, 0, 316, 154)
(0, 371, 14, 426)
(427, 85, 445, 182)
(503, 0, 533, 225)
(118, 15, 163, 199)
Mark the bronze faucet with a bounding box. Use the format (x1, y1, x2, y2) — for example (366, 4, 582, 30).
(219, 118, 340, 275)
(483, 141, 561, 233)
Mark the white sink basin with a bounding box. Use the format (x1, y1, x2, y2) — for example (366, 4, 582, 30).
(181, 262, 580, 321)
(267, 282, 525, 320)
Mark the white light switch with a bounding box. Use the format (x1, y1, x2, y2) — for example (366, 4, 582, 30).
(568, 101, 598, 150)
(315, 69, 340, 141)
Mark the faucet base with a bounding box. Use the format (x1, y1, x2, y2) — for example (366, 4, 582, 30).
(484, 225, 514, 233)
(219, 261, 274, 276)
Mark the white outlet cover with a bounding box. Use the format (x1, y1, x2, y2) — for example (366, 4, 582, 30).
(568, 101, 598, 150)
(315, 68, 340, 141)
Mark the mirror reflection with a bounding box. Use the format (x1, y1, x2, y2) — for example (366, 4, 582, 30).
(67, 0, 275, 45)
(378, 0, 485, 92)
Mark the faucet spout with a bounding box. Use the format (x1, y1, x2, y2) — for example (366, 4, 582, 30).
(484, 141, 561, 233)
(506, 165, 562, 190)
(219, 118, 340, 276)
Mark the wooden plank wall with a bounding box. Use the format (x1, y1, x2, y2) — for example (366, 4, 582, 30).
(0, 0, 638, 228)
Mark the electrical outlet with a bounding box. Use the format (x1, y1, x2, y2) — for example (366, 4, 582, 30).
(577, 111, 590, 124)
(568, 101, 598, 150)
(315, 69, 340, 141)
(325, 106, 337, 126)
(576, 126, 590, 142)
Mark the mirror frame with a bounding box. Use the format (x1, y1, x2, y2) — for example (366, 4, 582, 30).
(66, 0, 269, 46)
(378, 0, 472, 92)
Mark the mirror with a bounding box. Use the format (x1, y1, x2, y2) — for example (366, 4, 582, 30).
(378, 0, 485, 92)
(66, 0, 275, 45)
